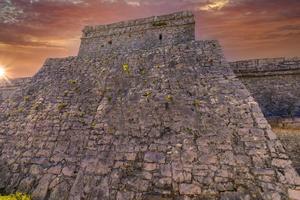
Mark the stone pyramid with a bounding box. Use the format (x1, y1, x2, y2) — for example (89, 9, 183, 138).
(0, 11, 299, 200)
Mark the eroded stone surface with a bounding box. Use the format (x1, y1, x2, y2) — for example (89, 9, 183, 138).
(0, 11, 299, 200)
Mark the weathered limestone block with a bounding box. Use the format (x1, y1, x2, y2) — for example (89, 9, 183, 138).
(31, 174, 53, 200)
(144, 152, 166, 163)
(69, 170, 85, 200)
(289, 189, 300, 200)
(48, 181, 70, 200)
(179, 183, 202, 195)
(18, 176, 35, 193)
(0, 161, 10, 191)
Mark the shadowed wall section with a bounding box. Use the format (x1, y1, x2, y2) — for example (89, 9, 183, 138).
(230, 57, 300, 118)
(230, 57, 300, 177)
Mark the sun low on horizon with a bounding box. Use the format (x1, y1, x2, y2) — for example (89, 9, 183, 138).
(0, 67, 5, 78)
(0, 64, 9, 80)
(0, 0, 299, 78)
(0, 64, 12, 84)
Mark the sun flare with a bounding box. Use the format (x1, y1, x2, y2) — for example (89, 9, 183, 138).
(0, 67, 6, 78)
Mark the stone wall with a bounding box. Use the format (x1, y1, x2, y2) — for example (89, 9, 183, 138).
(0, 11, 299, 200)
(230, 58, 300, 184)
(230, 57, 300, 118)
(78, 11, 195, 56)
(0, 77, 31, 103)
(270, 117, 300, 175)
(1, 40, 299, 199)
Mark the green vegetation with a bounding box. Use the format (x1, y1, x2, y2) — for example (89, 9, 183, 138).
(78, 111, 85, 117)
(23, 96, 30, 102)
(185, 127, 193, 135)
(139, 68, 146, 75)
(68, 80, 80, 93)
(143, 91, 152, 98)
(68, 79, 78, 85)
(152, 21, 167, 27)
(164, 95, 173, 110)
(91, 122, 96, 129)
(143, 91, 152, 102)
(193, 99, 201, 107)
(31, 103, 40, 111)
(78, 118, 86, 125)
(122, 64, 130, 74)
(107, 96, 112, 102)
(0, 192, 31, 200)
(165, 95, 173, 102)
(57, 103, 67, 111)
(17, 107, 24, 113)
(107, 127, 115, 134)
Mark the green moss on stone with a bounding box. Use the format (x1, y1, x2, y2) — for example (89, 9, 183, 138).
(193, 99, 201, 107)
(23, 96, 30, 102)
(165, 95, 173, 102)
(17, 107, 24, 113)
(139, 68, 146, 75)
(107, 96, 112, 102)
(31, 103, 40, 111)
(68, 79, 78, 85)
(122, 64, 130, 74)
(91, 122, 96, 129)
(143, 91, 152, 98)
(57, 103, 67, 111)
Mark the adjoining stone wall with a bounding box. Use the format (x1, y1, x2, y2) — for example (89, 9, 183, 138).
(274, 128, 300, 175)
(270, 118, 300, 175)
(230, 58, 300, 180)
(230, 57, 300, 117)
(0, 77, 31, 103)
(78, 11, 195, 56)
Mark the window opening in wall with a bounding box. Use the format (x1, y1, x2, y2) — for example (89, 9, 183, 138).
(159, 34, 163, 41)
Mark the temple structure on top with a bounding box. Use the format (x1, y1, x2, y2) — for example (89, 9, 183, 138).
(78, 11, 195, 56)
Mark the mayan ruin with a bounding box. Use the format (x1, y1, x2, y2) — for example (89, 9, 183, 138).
(0, 11, 300, 200)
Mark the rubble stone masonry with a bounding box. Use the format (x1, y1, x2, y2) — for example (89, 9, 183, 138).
(0, 11, 299, 200)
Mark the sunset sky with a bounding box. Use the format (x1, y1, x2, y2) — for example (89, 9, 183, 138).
(0, 0, 300, 78)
